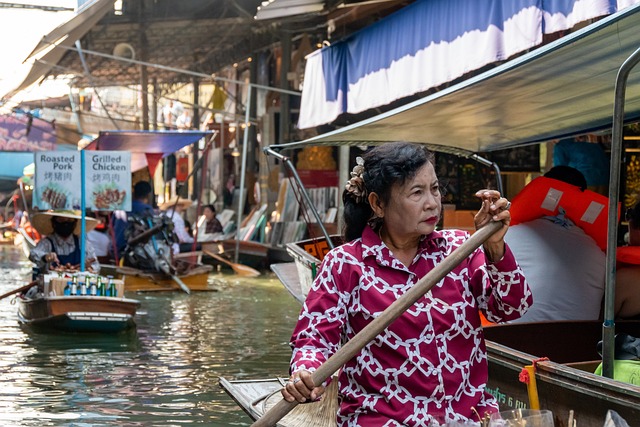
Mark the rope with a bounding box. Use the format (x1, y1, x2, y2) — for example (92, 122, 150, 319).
(518, 357, 549, 410)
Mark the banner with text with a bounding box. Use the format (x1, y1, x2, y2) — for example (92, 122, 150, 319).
(34, 151, 131, 211)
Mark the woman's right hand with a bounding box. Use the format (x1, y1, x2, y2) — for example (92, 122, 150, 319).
(281, 370, 326, 403)
(44, 252, 59, 265)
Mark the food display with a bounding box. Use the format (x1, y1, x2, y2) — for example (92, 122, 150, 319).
(41, 185, 68, 209)
(92, 185, 127, 210)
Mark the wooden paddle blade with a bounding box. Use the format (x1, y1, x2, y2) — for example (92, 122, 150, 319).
(233, 264, 261, 278)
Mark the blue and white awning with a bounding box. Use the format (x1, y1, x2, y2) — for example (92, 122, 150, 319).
(270, 3, 640, 153)
(298, 0, 640, 129)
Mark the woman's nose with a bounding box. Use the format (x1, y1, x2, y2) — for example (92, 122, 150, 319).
(424, 193, 438, 209)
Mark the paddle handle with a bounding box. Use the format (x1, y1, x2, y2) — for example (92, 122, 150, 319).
(0, 281, 38, 301)
(159, 263, 191, 294)
(203, 250, 234, 268)
(251, 221, 503, 427)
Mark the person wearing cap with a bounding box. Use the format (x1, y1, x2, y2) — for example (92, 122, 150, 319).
(160, 196, 195, 253)
(29, 211, 100, 274)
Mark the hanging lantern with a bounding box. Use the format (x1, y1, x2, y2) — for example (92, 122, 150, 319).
(176, 155, 189, 182)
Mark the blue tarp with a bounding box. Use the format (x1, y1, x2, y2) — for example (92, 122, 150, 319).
(0, 153, 36, 180)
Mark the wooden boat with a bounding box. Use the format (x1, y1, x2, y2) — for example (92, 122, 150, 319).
(483, 321, 640, 426)
(17, 278, 140, 333)
(115, 264, 213, 292)
(220, 377, 338, 426)
(201, 239, 277, 270)
(282, 235, 343, 298)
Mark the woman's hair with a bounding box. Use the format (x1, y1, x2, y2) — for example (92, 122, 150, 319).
(342, 142, 435, 241)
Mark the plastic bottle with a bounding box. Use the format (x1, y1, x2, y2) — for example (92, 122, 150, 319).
(105, 276, 112, 297)
(64, 281, 72, 296)
(89, 278, 97, 296)
(71, 276, 78, 295)
(81, 276, 88, 295)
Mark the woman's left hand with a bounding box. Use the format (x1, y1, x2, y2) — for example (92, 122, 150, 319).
(474, 189, 511, 262)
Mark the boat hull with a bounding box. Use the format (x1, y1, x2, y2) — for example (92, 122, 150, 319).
(484, 321, 640, 427)
(17, 295, 140, 333)
(220, 377, 338, 426)
(271, 248, 640, 425)
(117, 265, 213, 292)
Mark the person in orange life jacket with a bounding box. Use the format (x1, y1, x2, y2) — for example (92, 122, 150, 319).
(29, 211, 100, 274)
(503, 166, 606, 322)
(615, 201, 640, 319)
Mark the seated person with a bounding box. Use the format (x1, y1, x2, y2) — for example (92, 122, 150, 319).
(29, 211, 100, 274)
(615, 200, 640, 319)
(504, 166, 606, 322)
(160, 196, 196, 253)
(86, 212, 112, 264)
(195, 204, 223, 242)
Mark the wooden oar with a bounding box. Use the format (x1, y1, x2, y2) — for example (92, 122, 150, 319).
(251, 220, 503, 427)
(0, 281, 37, 301)
(203, 249, 260, 277)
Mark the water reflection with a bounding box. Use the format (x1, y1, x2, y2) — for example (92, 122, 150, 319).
(0, 246, 301, 426)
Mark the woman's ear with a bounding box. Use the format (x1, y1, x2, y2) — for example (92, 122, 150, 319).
(368, 192, 384, 218)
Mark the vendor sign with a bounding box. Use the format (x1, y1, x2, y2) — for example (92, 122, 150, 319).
(34, 151, 132, 211)
(34, 152, 81, 210)
(86, 151, 131, 211)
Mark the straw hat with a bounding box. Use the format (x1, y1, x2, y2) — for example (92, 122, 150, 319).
(31, 211, 99, 236)
(159, 196, 193, 211)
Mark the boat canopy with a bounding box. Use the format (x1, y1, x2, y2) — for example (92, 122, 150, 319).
(83, 130, 214, 172)
(270, 3, 640, 154)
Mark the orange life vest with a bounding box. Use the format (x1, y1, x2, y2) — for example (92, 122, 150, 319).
(617, 246, 640, 266)
(510, 177, 614, 252)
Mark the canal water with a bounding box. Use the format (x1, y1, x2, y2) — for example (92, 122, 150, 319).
(0, 245, 302, 426)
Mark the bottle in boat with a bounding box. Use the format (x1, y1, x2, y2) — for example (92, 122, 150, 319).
(71, 276, 78, 295)
(81, 276, 88, 295)
(89, 277, 98, 296)
(97, 276, 105, 296)
(64, 280, 72, 296)
(105, 275, 113, 297)
(108, 276, 117, 297)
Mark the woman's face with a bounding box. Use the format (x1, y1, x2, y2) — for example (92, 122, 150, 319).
(380, 162, 441, 239)
(203, 207, 215, 221)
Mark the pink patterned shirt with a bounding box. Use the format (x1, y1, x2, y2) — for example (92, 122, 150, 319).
(290, 226, 532, 426)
